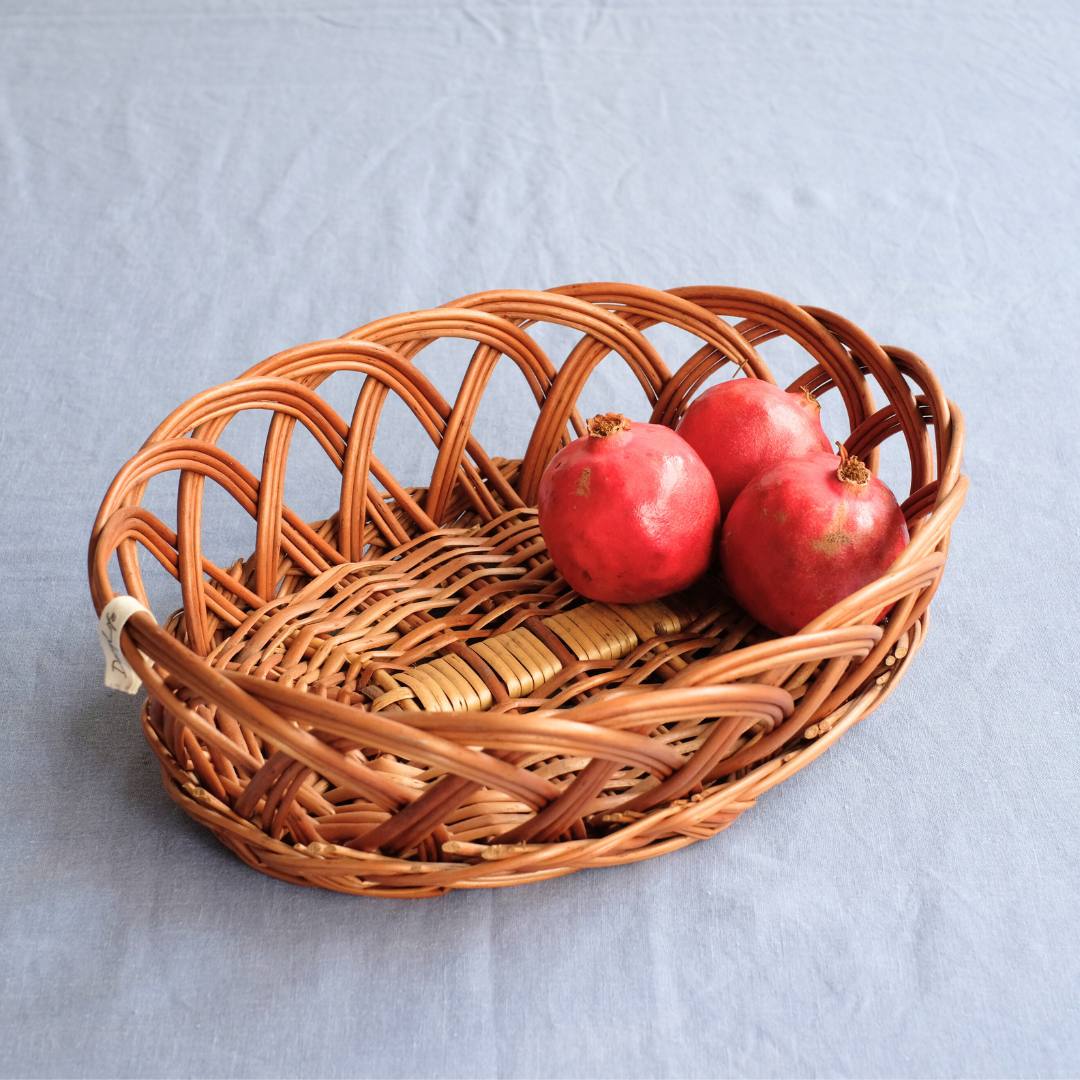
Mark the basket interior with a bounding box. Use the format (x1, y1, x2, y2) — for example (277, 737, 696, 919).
(156, 493, 829, 854)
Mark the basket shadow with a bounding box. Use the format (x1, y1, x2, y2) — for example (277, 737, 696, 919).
(74, 686, 236, 865)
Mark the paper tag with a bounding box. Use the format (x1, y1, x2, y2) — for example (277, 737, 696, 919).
(98, 596, 155, 694)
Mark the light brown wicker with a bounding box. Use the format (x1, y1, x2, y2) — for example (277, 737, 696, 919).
(88, 283, 966, 897)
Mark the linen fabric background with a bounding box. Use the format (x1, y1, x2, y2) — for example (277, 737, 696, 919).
(1, 1, 1078, 1077)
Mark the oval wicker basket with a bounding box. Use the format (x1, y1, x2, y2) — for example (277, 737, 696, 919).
(89, 283, 966, 897)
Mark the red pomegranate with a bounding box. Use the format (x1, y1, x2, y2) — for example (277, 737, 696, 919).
(720, 447, 909, 635)
(538, 413, 720, 604)
(677, 379, 831, 513)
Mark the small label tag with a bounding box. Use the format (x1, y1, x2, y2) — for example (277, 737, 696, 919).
(98, 596, 155, 694)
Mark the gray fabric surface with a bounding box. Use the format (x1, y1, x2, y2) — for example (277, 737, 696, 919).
(2, 1, 1078, 1077)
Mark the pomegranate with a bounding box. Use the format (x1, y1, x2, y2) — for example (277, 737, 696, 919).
(720, 447, 909, 635)
(677, 379, 831, 513)
(537, 413, 720, 604)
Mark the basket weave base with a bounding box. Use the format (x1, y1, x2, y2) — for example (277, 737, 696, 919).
(146, 497, 919, 897)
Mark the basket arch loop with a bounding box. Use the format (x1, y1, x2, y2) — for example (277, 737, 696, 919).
(412, 289, 660, 503)
(94, 436, 340, 652)
(91, 340, 555, 647)
(90, 345, 394, 620)
(342, 308, 561, 524)
(92, 439, 270, 616)
(237, 337, 482, 592)
(178, 379, 351, 623)
(550, 281, 765, 367)
(92, 348, 475, 647)
(883, 347, 958, 489)
(901, 414, 965, 541)
(714, 303, 946, 498)
(172, 379, 347, 655)
(802, 306, 931, 495)
(441, 289, 675, 503)
(731, 321, 877, 439)
(651, 335, 775, 428)
(667, 286, 874, 436)
(143, 367, 360, 617)
(239, 339, 530, 554)
(846, 400, 965, 519)
(444, 287, 670, 394)
(543, 281, 773, 427)
(343, 308, 558, 402)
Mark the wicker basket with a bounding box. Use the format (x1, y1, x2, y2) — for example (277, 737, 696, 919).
(89, 283, 966, 897)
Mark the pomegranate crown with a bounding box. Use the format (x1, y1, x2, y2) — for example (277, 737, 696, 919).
(587, 413, 631, 438)
(836, 442, 871, 487)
